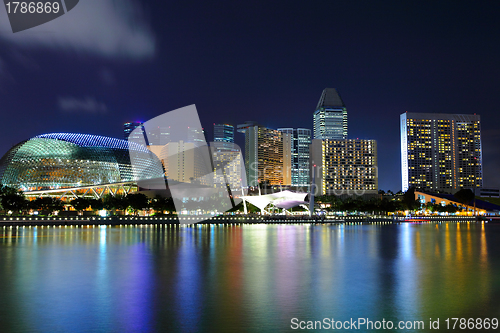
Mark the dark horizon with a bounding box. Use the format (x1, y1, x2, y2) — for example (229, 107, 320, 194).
(1, 0, 499, 192)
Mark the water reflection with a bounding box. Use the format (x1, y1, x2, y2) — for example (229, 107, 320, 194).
(0, 222, 498, 332)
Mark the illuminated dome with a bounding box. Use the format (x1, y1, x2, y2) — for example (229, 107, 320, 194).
(0, 133, 164, 191)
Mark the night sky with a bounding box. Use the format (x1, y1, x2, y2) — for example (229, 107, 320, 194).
(1, 0, 499, 191)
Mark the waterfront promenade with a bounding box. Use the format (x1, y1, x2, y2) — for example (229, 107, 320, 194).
(0, 215, 480, 226)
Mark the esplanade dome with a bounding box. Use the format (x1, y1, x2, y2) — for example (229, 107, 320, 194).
(0, 133, 164, 191)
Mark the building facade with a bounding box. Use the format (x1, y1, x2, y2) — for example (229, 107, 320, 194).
(313, 88, 348, 140)
(400, 112, 482, 193)
(159, 141, 211, 185)
(213, 124, 234, 150)
(125, 121, 171, 145)
(479, 188, 499, 198)
(124, 122, 145, 141)
(211, 143, 244, 192)
(310, 139, 378, 196)
(278, 128, 311, 187)
(237, 122, 291, 187)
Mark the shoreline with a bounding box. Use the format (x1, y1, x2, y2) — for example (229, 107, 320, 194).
(0, 215, 483, 227)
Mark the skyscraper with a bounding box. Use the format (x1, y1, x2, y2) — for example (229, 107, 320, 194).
(124, 122, 171, 145)
(310, 139, 378, 196)
(237, 121, 291, 187)
(313, 88, 348, 140)
(400, 112, 483, 193)
(187, 127, 205, 143)
(214, 124, 234, 143)
(211, 145, 244, 192)
(124, 122, 145, 141)
(278, 128, 311, 187)
(213, 124, 234, 150)
(146, 126, 171, 145)
(161, 141, 209, 184)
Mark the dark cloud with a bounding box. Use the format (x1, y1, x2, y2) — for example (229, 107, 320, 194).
(99, 68, 116, 85)
(58, 96, 108, 113)
(0, 56, 14, 88)
(9, 50, 40, 71)
(0, 0, 155, 59)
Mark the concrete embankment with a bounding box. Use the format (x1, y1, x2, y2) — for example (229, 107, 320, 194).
(0, 215, 480, 226)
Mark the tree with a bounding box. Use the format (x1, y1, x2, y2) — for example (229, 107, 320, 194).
(51, 198, 65, 214)
(103, 194, 129, 214)
(29, 197, 65, 215)
(454, 189, 475, 206)
(127, 193, 149, 215)
(1, 192, 27, 214)
(0, 186, 20, 197)
(87, 198, 104, 211)
(71, 198, 90, 214)
(425, 202, 438, 213)
(316, 195, 343, 211)
(149, 195, 176, 215)
(443, 203, 459, 214)
(341, 197, 364, 213)
(402, 187, 420, 211)
(228, 200, 260, 213)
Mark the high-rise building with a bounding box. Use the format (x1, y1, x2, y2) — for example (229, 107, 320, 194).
(160, 141, 210, 185)
(237, 121, 291, 187)
(187, 127, 205, 143)
(313, 88, 348, 140)
(278, 128, 311, 187)
(214, 124, 234, 143)
(124, 122, 145, 141)
(400, 112, 483, 193)
(211, 143, 244, 191)
(145, 126, 171, 145)
(124, 122, 171, 145)
(211, 125, 242, 189)
(213, 124, 235, 151)
(310, 139, 378, 196)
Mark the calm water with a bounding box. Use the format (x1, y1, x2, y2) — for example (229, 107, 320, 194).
(0, 222, 499, 332)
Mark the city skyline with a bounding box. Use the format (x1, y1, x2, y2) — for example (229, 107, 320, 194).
(1, 2, 499, 332)
(1, 1, 500, 192)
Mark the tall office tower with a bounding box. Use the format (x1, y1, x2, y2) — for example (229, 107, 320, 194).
(278, 128, 311, 187)
(313, 88, 348, 140)
(237, 121, 291, 187)
(145, 126, 171, 145)
(211, 124, 241, 189)
(124, 122, 144, 141)
(212, 144, 244, 191)
(237, 121, 259, 186)
(400, 112, 483, 193)
(160, 141, 210, 185)
(310, 139, 378, 196)
(187, 127, 205, 143)
(213, 124, 234, 144)
(124, 122, 171, 145)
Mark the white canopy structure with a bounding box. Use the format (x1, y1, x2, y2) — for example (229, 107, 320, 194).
(241, 190, 309, 214)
